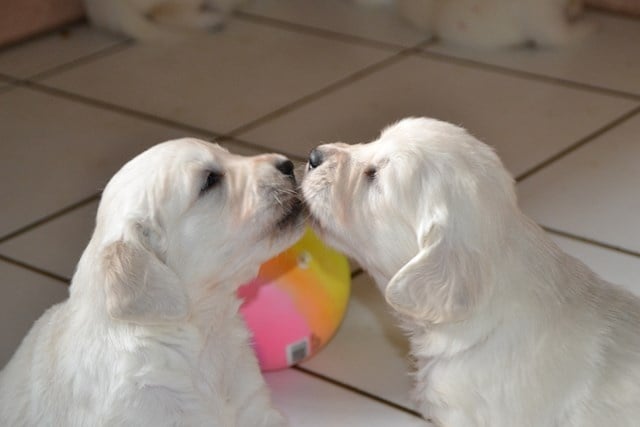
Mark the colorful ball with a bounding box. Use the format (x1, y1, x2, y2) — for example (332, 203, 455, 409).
(238, 228, 351, 371)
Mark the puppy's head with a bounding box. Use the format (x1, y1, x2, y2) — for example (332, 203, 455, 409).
(302, 118, 517, 323)
(92, 139, 304, 324)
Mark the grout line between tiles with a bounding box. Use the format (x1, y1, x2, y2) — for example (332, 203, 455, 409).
(0, 19, 88, 56)
(217, 136, 306, 162)
(516, 104, 640, 182)
(17, 80, 222, 139)
(4, 26, 430, 172)
(227, 47, 420, 137)
(0, 73, 20, 94)
(28, 39, 133, 82)
(234, 11, 422, 52)
(0, 115, 302, 245)
(0, 83, 17, 96)
(292, 365, 424, 419)
(417, 49, 640, 102)
(240, 7, 640, 102)
(587, 6, 640, 23)
(544, 227, 640, 259)
(16, 81, 316, 165)
(6, 16, 637, 250)
(0, 72, 15, 82)
(0, 254, 70, 284)
(0, 193, 101, 244)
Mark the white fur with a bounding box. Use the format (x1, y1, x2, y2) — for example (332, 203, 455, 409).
(302, 117, 640, 426)
(83, 0, 243, 41)
(360, 0, 593, 48)
(0, 139, 304, 426)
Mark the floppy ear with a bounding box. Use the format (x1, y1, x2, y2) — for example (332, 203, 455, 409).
(384, 224, 484, 324)
(101, 230, 189, 324)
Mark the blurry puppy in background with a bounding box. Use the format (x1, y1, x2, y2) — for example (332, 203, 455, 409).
(83, 0, 244, 41)
(302, 117, 640, 426)
(357, 0, 593, 48)
(0, 139, 303, 426)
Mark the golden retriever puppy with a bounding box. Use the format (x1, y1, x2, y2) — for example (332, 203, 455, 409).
(0, 139, 303, 426)
(301, 117, 640, 427)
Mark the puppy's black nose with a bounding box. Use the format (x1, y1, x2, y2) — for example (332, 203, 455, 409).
(308, 148, 323, 169)
(275, 159, 295, 177)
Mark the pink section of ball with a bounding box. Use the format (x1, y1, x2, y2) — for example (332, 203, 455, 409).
(239, 280, 311, 371)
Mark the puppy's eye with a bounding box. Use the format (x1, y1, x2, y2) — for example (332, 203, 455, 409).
(201, 171, 224, 194)
(364, 167, 377, 181)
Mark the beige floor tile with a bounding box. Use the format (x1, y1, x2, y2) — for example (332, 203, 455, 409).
(426, 12, 640, 96)
(0, 25, 125, 79)
(266, 368, 430, 426)
(0, 87, 205, 238)
(240, 54, 636, 177)
(0, 261, 68, 367)
(518, 112, 640, 253)
(41, 19, 391, 134)
(551, 234, 640, 297)
(301, 273, 415, 410)
(0, 202, 98, 279)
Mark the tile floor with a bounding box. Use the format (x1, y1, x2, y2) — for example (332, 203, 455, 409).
(1, 2, 639, 425)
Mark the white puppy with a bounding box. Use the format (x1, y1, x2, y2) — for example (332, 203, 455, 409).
(0, 139, 303, 426)
(301, 117, 640, 427)
(83, 0, 243, 41)
(394, 0, 592, 48)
